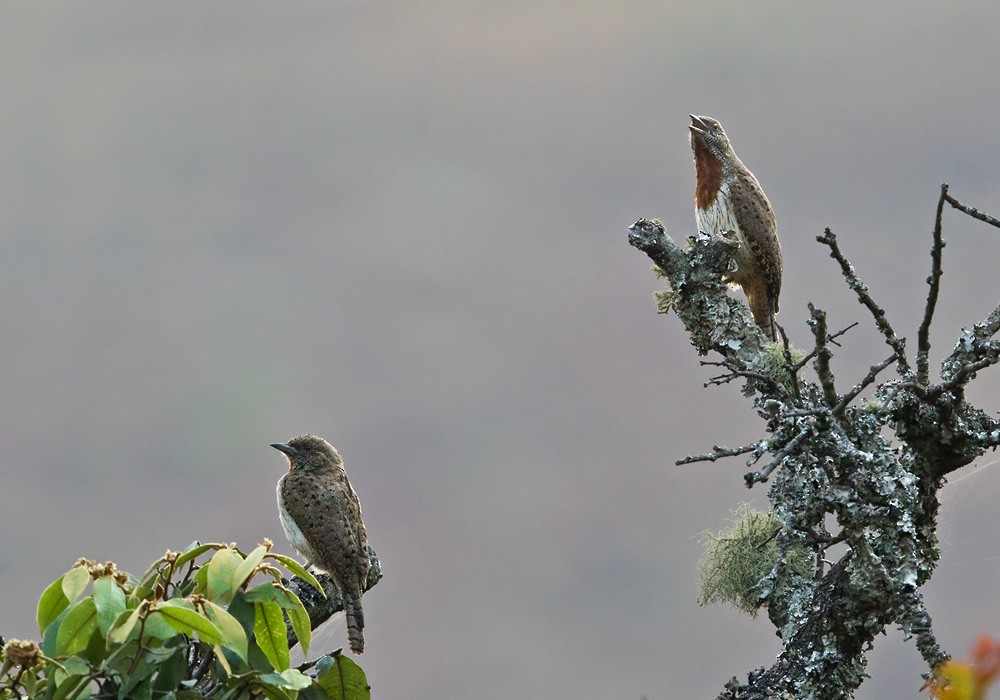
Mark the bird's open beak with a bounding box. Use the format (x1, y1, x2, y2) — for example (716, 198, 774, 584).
(689, 114, 707, 133)
(271, 442, 297, 457)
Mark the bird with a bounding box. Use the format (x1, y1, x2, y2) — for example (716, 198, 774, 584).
(273, 434, 369, 654)
(689, 114, 782, 340)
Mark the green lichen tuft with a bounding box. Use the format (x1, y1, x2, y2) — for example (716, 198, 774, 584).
(698, 503, 811, 617)
(654, 284, 678, 314)
(759, 341, 805, 395)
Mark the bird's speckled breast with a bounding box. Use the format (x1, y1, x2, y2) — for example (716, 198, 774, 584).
(277, 474, 319, 565)
(696, 180, 756, 281)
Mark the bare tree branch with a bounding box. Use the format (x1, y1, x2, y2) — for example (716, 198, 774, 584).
(832, 353, 897, 416)
(789, 322, 858, 373)
(816, 228, 911, 376)
(677, 442, 764, 466)
(744, 424, 811, 486)
(944, 190, 1000, 229)
(917, 183, 948, 385)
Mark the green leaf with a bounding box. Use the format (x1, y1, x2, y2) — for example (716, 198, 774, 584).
(113, 648, 156, 698)
(51, 673, 92, 700)
(276, 588, 311, 657)
(142, 608, 182, 641)
(92, 577, 127, 636)
(135, 542, 217, 593)
(37, 575, 70, 633)
(266, 553, 325, 596)
(150, 644, 188, 694)
(55, 598, 99, 656)
(52, 655, 90, 682)
(243, 581, 281, 603)
(174, 542, 223, 570)
(61, 565, 91, 603)
(202, 600, 249, 662)
(316, 653, 370, 700)
(102, 637, 140, 675)
(278, 668, 312, 690)
(206, 549, 244, 604)
(227, 590, 256, 634)
(255, 681, 295, 700)
(107, 606, 141, 646)
(260, 668, 312, 690)
(134, 559, 169, 596)
(231, 545, 268, 597)
(41, 606, 67, 657)
(119, 639, 187, 695)
(192, 561, 210, 595)
(21, 666, 42, 697)
(155, 599, 224, 645)
(253, 600, 290, 671)
(124, 678, 153, 700)
(243, 583, 279, 604)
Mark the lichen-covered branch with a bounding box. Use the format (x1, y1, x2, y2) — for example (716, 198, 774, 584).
(628, 219, 773, 362)
(808, 304, 839, 407)
(628, 189, 1000, 698)
(677, 441, 765, 466)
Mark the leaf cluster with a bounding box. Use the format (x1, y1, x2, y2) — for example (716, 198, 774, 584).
(0, 543, 369, 700)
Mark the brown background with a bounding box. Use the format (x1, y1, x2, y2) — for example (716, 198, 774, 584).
(2, 3, 1000, 697)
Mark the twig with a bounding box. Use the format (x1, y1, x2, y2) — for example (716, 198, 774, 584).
(781, 408, 831, 419)
(745, 424, 811, 486)
(939, 352, 1000, 393)
(701, 359, 784, 393)
(917, 184, 948, 385)
(816, 228, 911, 375)
(189, 645, 214, 683)
(979, 303, 1000, 340)
(809, 304, 839, 408)
(777, 324, 802, 402)
(943, 191, 1000, 229)
(791, 523, 848, 547)
(676, 442, 763, 465)
(791, 322, 859, 372)
(833, 354, 897, 415)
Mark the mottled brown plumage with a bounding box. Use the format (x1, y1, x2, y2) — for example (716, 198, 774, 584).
(273, 434, 369, 654)
(689, 114, 782, 340)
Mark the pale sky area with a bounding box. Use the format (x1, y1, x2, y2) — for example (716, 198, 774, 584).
(2, 3, 1000, 698)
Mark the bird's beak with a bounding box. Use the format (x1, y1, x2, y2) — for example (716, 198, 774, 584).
(271, 442, 297, 457)
(689, 114, 707, 133)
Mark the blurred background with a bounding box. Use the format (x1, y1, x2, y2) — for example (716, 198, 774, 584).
(2, 2, 1000, 697)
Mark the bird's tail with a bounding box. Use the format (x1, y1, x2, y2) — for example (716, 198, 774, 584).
(765, 312, 777, 342)
(345, 595, 365, 654)
(744, 284, 778, 341)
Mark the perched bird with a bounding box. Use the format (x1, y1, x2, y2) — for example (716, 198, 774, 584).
(689, 114, 782, 340)
(273, 434, 369, 654)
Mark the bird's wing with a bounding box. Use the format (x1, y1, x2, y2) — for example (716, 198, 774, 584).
(298, 474, 369, 587)
(729, 171, 781, 309)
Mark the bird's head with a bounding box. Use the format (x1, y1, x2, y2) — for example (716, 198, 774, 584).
(271, 434, 343, 471)
(689, 115, 734, 162)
